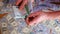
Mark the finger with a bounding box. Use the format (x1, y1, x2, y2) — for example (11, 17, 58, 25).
(28, 11, 41, 17)
(26, 11, 42, 25)
(26, 16, 35, 25)
(26, 16, 30, 25)
(27, 11, 40, 23)
(26, 12, 40, 25)
(26, 15, 39, 26)
(19, 0, 28, 10)
(16, 0, 22, 5)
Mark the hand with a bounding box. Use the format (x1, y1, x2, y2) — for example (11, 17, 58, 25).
(25, 10, 60, 26)
(16, 0, 28, 10)
(25, 11, 45, 26)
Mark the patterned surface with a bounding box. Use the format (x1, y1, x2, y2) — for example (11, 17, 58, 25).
(31, 0, 60, 12)
(0, 14, 60, 34)
(0, 0, 60, 34)
(0, 10, 60, 34)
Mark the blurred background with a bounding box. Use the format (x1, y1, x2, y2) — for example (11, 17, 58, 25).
(0, 0, 60, 34)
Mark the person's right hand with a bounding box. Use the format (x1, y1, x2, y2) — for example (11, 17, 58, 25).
(25, 11, 46, 26)
(25, 10, 60, 26)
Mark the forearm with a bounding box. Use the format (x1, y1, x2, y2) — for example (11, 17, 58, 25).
(45, 11, 60, 19)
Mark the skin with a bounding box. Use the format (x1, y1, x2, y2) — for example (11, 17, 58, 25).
(16, 0, 28, 10)
(16, 0, 34, 10)
(16, 0, 60, 26)
(26, 10, 60, 26)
